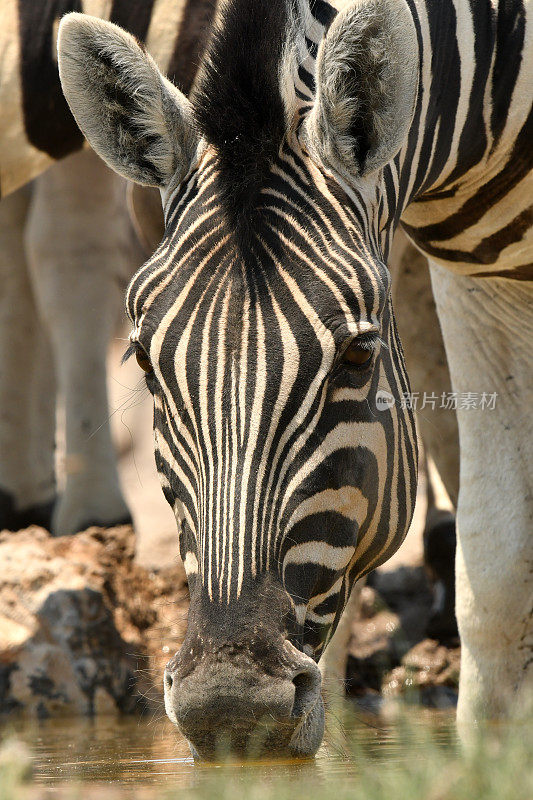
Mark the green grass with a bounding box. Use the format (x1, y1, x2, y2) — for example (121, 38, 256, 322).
(178, 715, 532, 800)
(1, 709, 532, 800)
(0, 739, 33, 800)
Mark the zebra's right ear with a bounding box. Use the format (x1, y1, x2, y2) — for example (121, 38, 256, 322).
(58, 13, 199, 188)
(301, 0, 418, 179)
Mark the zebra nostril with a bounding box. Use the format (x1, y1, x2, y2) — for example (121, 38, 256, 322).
(291, 667, 320, 719)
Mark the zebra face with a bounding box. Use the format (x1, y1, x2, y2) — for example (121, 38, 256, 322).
(125, 142, 417, 756)
(59, 0, 419, 758)
(127, 140, 411, 641)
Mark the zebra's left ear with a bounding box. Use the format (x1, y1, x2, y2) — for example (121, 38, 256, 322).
(58, 13, 198, 188)
(301, 0, 418, 178)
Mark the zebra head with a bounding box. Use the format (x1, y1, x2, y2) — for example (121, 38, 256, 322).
(59, 0, 418, 759)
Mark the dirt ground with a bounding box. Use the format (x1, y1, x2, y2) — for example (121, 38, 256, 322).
(0, 523, 189, 716)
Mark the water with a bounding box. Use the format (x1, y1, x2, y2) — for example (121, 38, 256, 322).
(1, 707, 458, 792)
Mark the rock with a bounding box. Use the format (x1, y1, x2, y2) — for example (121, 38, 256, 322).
(0, 525, 188, 718)
(370, 566, 433, 643)
(346, 576, 460, 707)
(346, 587, 411, 695)
(382, 638, 460, 706)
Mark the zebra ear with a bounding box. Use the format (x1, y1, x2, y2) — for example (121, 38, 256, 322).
(302, 0, 418, 178)
(58, 13, 199, 188)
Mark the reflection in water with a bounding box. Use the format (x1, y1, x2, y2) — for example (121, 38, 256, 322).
(1, 707, 458, 790)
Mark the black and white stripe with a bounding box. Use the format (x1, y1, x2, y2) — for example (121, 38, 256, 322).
(0, 0, 217, 197)
(118, 0, 531, 656)
(126, 148, 417, 655)
(45, 0, 531, 666)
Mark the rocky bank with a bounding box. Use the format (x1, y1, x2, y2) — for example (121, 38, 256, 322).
(347, 568, 460, 710)
(0, 525, 459, 720)
(0, 525, 188, 718)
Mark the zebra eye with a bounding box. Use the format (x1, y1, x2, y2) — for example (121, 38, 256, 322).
(135, 345, 153, 374)
(342, 339, 375, 368)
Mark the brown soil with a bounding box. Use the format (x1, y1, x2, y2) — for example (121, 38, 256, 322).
(346, 570, 460, 710)
(0, 525, 189, 717)
(1, 522, 459, 718)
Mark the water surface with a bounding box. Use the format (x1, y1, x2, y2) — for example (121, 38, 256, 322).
(1, 706, 458, 792)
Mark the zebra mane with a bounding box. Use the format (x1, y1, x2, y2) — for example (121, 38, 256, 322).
(191, 0, 290, 234)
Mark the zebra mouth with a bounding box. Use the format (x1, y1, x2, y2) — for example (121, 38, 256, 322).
(185, 697, 325, 761)
(287, 692, 325, 758)
(170, 659, 325, 761)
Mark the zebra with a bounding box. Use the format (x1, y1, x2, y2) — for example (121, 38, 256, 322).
(0, 0, 218, 198)
(0, 2, 457, 713)
(0, 0, 456, 623)
(56, 0, 532, 756)
(0, 0, 217, 535)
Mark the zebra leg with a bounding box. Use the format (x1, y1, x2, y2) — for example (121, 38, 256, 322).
(24, 150, 134, 536)
(391, 230, 459, 641)
(391, 229, 459, 504)
(319, 581, 363, 705)
(430, 263, 533, 723)
(423, 459, 458, 642)
(0, 184, 56, 530)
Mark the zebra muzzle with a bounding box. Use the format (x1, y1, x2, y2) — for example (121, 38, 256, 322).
(164, 638, 324, 760)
